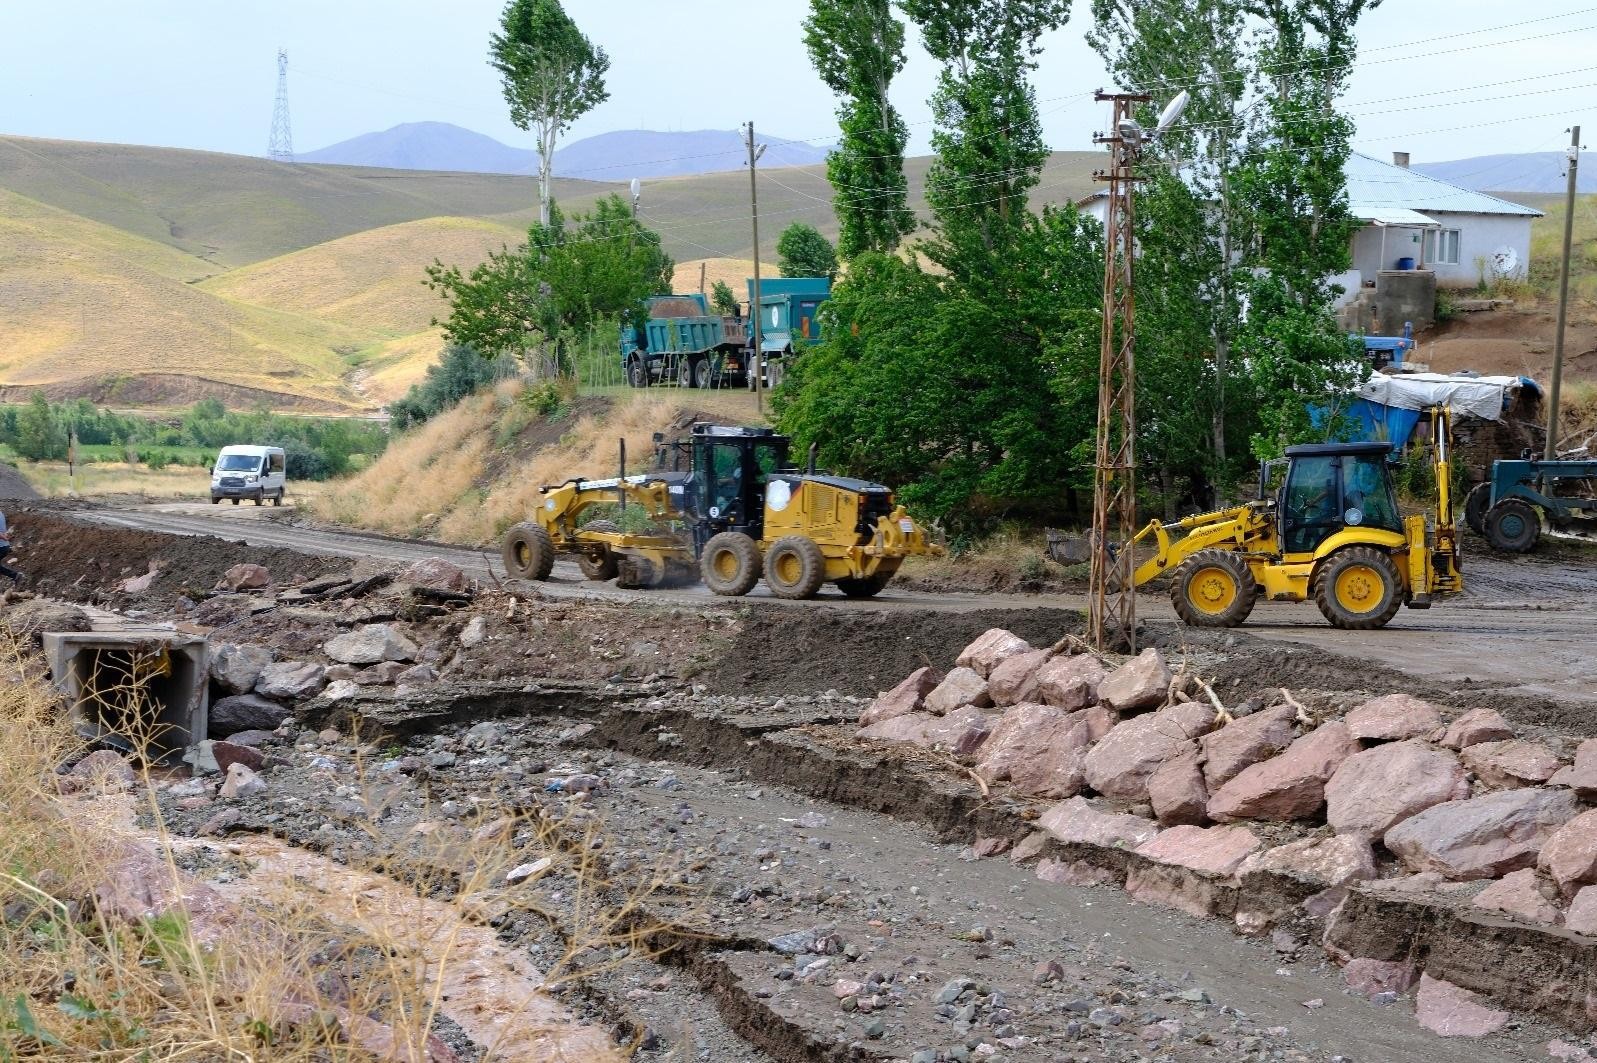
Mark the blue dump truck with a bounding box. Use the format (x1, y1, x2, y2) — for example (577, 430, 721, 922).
(621, 277, 830, 390)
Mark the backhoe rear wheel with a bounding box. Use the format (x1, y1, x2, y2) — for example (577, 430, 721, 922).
(1484, 498, 1540, 552)
(503, 522, 555, 581)
(835, 570, 894, 598)
(764, 536, 826, 600)
(1313, 546, 1403, 630)
(576, 520, 621, 581)
(1171, 549, 1257, 628)
(1464, 482, 1491, 536)
(701, 532, 761, 596)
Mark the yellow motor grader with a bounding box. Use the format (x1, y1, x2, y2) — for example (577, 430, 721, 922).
(1126, 408, 1463, 629)
(501, 424, 939, 599)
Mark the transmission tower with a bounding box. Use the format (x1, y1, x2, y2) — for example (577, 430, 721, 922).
(1088, 91, 1150, 653)
(268, 48, 294, 162)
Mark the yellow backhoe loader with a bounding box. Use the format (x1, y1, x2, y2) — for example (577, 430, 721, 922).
(501, 424, 939, 599)
(1127, 408, 1462, 629)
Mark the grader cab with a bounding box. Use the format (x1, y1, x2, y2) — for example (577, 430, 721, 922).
(501, 424, 938, 599)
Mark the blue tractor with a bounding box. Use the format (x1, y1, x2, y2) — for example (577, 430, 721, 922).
(1464, 455, 1597, 551)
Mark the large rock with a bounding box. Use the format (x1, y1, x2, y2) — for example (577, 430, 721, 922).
(1207, 722, 1358, 823)
(1097, 648, 1172, 713)
(1036, 655, 1106, 710)
(922, 705, 995, 755)
(221, 563, 271, 590)
(1147, 750, 1209, 827)
(1566, 886, 1597, 936)
(1238, 834, 1376, 888)
(324, 623, 419, 665)
(1037, 796, 1160, 850)
(401, 557, 467, 592)
(1325, 740, 1469, 839)
(1345, 693, 1441, 742)
(924, 667, 991, 715)
(1159, 700, 1219, 741)
(1385, 787, 1580, 881)
(1414, 974, 1509, 1038)
(988, 650, 1051, 707)
(1551, 740, 1597, 800)
(1135, 824, 1260, 876)
(219, 762, 267, 800)
(1083, 712, 1196, 802)
(859, 667, 942, 728)
(210, 643, 273, 695)
(955, 629, 1033, 679)
(210, 740, 265, 775)
(1440, 706, 1514, 750)
(255, 660, 326, 699)
(208, 693, 290, 736)
(1199, 705, 1296, 791)
(1461, 739, 1563, 789)
(977, 704, 1099, 798)
(1470, 868, 1561, 924)
(1538, 808, 1597, 899)
(72, 749, 136, 791)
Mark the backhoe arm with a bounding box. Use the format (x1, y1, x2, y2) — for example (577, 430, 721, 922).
(1127, 504, 1271, 586)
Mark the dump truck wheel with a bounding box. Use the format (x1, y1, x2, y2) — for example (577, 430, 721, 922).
(764, 536, 825, 600)
(1171, 550, 1256, 628)
(1464, 482, 1491, 536)
(502, 522, 555, 581)
(835, 571, 894, 598)
(576, 520, 621, 581)
(692, 358, 713, 390)
(1484, 498, 1540, 552)
(626, 356, 649, 388)
(1313, 547, 1402, 630)
(701, 532, 761, 596)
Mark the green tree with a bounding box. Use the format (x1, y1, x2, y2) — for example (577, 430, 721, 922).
(489, 0, 610, 226)
(389, 345, 519, 430)
(776, 223, 839, 280)
(709, 280, 740, 316)
(803, 0, 916, 257)
(15, 394, 68, 461)
(426, 195, 672, 375)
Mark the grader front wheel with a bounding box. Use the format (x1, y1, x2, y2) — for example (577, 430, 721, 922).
(502, 522, 555, 581)
(1313, 547, 1403, 630)
(1171, 549, 1257, 628)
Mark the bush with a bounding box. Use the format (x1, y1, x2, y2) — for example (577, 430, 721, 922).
(391, 345, 520, 430)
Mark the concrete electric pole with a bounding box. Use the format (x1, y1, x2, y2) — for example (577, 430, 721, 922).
(1546, 125, 1581, 460)
(746, 122, 767, 413)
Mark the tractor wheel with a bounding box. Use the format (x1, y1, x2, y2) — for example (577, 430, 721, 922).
(764, 536, 826, 600)
(1484, 498, 1541, 552)
(1170, 549, 1257, 628)
(576, 520, 621, 582)
(1464, 482, 1491, 536)
(701, 532, 761, 596)
(835, 570, 893, 598)
(502, 522, 556, 581)
(627, 356, 650, 389)
(1313, 547, 1403, 630)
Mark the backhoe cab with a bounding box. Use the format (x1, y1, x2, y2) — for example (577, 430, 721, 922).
(501, 424, 938, 600)
(1129, 409, 1462, 630)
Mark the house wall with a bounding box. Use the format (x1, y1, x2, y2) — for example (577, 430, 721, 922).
(1425, 211, 1533, 286)
(1351, 223, 1428, 277)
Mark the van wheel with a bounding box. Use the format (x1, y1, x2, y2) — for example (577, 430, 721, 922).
(253, 495, 263, 506)
(210, 497, 220, 505)
(272, 491, 284, 507)
(232, 498, 240, 506)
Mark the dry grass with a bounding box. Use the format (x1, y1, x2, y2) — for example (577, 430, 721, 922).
(668, 258, 776, 302)
(356, 328, 449, 406)
(1560, 379, 1597, 454)
(13, 460, 334, 502)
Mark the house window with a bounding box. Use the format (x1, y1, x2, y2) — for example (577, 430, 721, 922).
(1427, 228, 1461, 265)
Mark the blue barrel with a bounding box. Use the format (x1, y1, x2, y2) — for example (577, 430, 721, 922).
(1397, 256, 1415, 270)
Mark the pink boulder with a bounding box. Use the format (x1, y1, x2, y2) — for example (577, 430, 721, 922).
(1440, 706, 1514, 750)
(1037, 796, 1160, 850)
(1239, 834, 1377, 888)
(1097, 648, 1172, 713)
(976, 703, 1095, 798)
(1345, 693, 1441, 742)
(1324, 740, 1469, 839)
(1084, 712, 1196, 801)
(857, 712, 934, 745)
(1462, 739, 1563, 789)
(922, 705, 995, 755)
(956, 629, 1033, 679)
(924, 667, 992, 715)
(1147, 750, 1209, 827)
(1159, 700, 1219, 741)
(1135, 824, 1261, 876)
(1343, 957, 1417, 999)
(1035, 654, 1106, 710)
(1414, 974, 1509, 1038)
(1549, 739, 1597, 800)
(1207, 722, 1359, 823)
(1538, 808, 1597, 899)
(1385, 786, 1580, 881)
(1199, 705, 1297, 790)
(988, 650, 1052, 707)
(859, 667, 942, 728)
(1565, 886, 1597, 936)
(221, 563, 271, 591)
(1471, 867, 1561, 924)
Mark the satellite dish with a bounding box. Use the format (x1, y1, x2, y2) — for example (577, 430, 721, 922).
(1491, 246, 1519, 276)
(1155, 90, 1191, 135)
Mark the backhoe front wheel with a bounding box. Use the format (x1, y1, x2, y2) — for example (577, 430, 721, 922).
(764, 536, 826, 600)
(701, 532, 761, 596)
(503, 522, 555, 581)
(1484, 498, 1540, 552)
(1171, 549, 1257, 628)
(1313, 547, 1403, 630)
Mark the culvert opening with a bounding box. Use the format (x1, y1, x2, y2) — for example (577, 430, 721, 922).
(45, 633, 209, 765)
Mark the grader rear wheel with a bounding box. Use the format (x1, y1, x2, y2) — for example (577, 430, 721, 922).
(1313, 546, 1403, 630)
(576, 520, 621, 582)
(1170, 549, 1257, 628)
(502, 522, 555, 581)
(701, 532, 761, 596)
(764, 536, 826, 600)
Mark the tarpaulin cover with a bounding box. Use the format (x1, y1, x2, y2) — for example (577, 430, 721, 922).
(1353, 372, 1522, 421)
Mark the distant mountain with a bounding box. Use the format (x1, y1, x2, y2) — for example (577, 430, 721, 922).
(300, 122, 828, 180)
(1412, 153, 1597, 195)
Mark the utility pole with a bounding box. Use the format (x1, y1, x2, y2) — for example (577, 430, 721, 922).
(1089, 91, 1151, 653)
(746, 121, 766, 414)
(1546, 125, 1581, 461)
(267, 49, 294, 162)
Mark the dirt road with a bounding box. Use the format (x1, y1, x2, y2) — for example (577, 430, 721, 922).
(77, 500, 1597, 710)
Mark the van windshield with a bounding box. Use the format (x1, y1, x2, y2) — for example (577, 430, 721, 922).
(217, 454, 261, 473)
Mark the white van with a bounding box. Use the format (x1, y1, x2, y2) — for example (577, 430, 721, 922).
(210, 445, 287, 506)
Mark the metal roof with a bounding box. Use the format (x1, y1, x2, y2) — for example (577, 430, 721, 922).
(1345, 153, 1542, 218)
(1355, 206, 1438, 227)
(1284, 441, 1395, 458)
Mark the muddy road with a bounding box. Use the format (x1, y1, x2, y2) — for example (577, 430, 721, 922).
(70, 500, 1597, 711)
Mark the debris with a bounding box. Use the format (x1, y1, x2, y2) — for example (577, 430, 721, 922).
(1084, 711, 1196, 801)
(255, 660, 327, 699)
(1135, 824, 1261, 876)
(987, 649, 1051, 707)
(1199, 705, 1296, 790)
(954, 628, 1033, 679)
(924, 667, 991, 715)
(1034, 654, 1105, 710)
(1207, 722, 1358, 823)
(220, 762, 267, 800)
(505, 856, 553, 885)
(324, 623, 418, 665)
(402, 557, 468, 592)
(1148, 750, 1209, 827)
(1471, 868, 1562, 924)
(209, 693, 291, 736)
(1239, 834, 1376, 888)
(211, 642, 273, 694)
(859, 666, 941, 728)
(1537, 808, 1597, 899)
(1550, 739, 1597, 799)
(458, 616, 488, 648)
(1440, 707, 1515, 750)
(1037, 796, 1160, 849)
(1462, 740, 1564, 789)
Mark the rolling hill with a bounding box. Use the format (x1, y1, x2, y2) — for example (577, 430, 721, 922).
(1413, 153, 1597, 195)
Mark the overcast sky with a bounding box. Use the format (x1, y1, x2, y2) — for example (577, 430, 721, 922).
(2, 0, 1593, 174)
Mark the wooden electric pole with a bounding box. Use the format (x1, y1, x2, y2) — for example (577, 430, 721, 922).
(1546, 125, 1581, 460)
(746, 121, 766, 415)
(1089, 91, 1151, 653)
